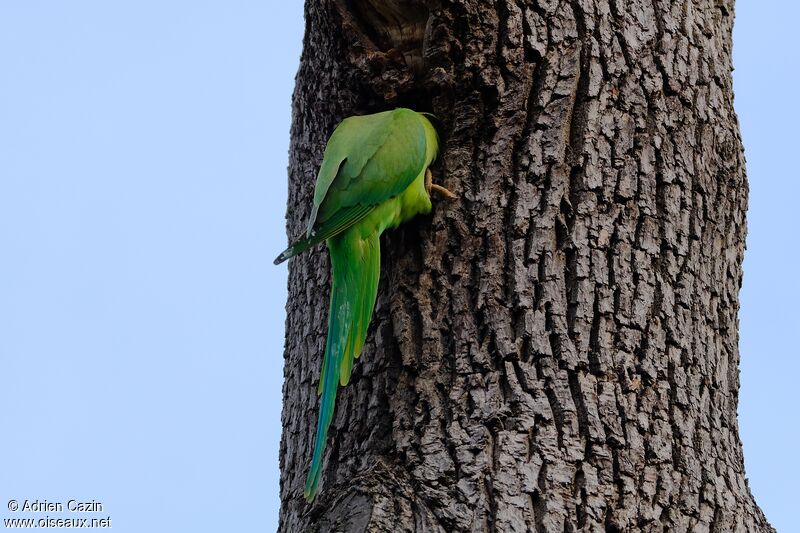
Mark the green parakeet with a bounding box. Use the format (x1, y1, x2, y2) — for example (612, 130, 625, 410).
(274, 108, 454, 501)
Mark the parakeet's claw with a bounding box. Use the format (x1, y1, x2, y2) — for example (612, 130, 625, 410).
(425, 168, 457, 200)
(430, 184, 457, 200)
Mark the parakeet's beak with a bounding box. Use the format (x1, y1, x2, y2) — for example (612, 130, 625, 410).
(425, 168, 457, 200)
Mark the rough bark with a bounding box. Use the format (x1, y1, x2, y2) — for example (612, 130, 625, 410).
(278, 0, 772, 531)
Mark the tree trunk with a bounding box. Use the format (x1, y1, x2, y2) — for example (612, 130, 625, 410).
(278, 0, 772, 531)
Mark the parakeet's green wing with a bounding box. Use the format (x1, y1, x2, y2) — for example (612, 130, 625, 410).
(305, 111, 396, 237)
(313, 109, 428, 226)
(273, 109, 430, 265)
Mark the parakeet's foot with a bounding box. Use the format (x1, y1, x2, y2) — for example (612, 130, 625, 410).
(431, 184, 457, 199)
(425, 168, 457, 200)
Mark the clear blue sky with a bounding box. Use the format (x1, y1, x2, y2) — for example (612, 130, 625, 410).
(0, 2, 795, 531)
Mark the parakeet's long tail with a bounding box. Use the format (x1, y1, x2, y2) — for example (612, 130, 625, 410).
(304, 231, 381, 501)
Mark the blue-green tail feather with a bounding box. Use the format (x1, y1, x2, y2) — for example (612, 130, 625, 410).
(303, 288, 345, 499)
(303, 232, 380, 501)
